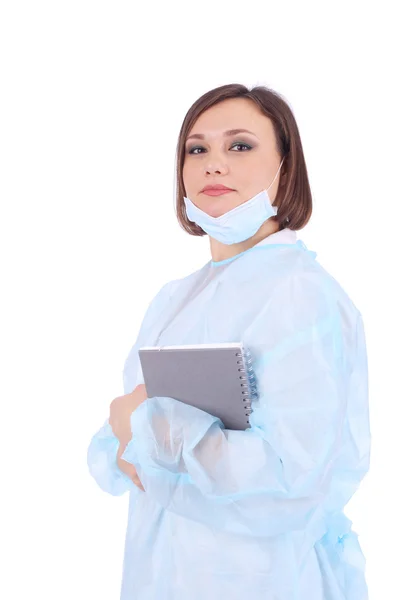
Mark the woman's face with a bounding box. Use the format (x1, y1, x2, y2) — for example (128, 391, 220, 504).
(182, 97, 284, 218)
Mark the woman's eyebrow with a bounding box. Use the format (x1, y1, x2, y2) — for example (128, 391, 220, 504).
(186, 128, 258, 141)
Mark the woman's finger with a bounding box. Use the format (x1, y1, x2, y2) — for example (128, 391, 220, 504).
(117, 456, 144, 491)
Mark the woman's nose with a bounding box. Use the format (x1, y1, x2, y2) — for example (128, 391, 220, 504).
(204, 158, 229, 175)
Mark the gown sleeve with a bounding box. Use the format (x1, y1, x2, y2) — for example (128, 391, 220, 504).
(86, 281, 173, 496)
(121, 270, 371, 536)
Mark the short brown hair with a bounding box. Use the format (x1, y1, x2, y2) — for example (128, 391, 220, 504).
(175, 83, 312, 235)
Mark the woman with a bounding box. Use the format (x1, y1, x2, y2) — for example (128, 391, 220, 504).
(87, 83, 371, 599)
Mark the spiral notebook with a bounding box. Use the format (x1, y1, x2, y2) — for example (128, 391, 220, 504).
(138, 342, 258, 430)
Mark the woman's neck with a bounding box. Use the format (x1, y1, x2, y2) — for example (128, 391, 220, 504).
(209, 219, 281, 263)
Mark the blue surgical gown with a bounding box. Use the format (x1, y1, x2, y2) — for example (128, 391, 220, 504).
(87, 231, 370, 599)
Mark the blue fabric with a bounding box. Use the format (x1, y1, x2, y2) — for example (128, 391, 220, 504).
(87, 238, 370, 599)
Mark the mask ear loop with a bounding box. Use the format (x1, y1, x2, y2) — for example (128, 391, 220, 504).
(271, 157, 290, 225)
(266, 157, 285, 193)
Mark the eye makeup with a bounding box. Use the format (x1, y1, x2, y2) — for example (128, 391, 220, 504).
(186, 141, 254, 154)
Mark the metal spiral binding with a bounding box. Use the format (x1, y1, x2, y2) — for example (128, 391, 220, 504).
(236, 347, 259, 425)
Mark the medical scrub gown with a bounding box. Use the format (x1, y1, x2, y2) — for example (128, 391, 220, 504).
(87, 228, 370, 600)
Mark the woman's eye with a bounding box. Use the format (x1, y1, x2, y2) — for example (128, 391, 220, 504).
(187, 146, 204, 155)
(187, 142, 252, 155)
(231, 142, 252, 152)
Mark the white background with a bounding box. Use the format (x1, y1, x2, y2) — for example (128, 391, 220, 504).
(1, 1, 398, 598)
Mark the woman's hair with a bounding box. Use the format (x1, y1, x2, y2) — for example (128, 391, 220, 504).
(175, 83, 312, 235)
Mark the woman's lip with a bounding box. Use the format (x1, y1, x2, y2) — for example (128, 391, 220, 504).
(201, 189, 235, 196)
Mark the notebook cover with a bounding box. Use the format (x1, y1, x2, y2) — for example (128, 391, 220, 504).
(138, 343, 257, 430)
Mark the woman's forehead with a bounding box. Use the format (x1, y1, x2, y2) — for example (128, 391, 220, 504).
(188, 101, 274, 139)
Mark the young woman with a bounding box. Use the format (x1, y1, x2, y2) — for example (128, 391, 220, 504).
(88, 83, 371, 600)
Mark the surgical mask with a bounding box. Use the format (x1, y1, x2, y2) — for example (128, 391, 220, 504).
(183, 158, 285, 245)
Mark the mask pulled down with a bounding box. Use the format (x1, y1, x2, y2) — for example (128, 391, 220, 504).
(183, 158, 285, 245)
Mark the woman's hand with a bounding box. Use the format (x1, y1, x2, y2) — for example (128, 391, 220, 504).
(109, 384, 148, 445)
(116, 442, 145, 491)
(109, 384, 148, 491)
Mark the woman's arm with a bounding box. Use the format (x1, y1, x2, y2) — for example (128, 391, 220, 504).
(121, 272, 371, 535)
(86, 281, 173, 496)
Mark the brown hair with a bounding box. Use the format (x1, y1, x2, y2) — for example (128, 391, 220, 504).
(175, 83, 312, 235)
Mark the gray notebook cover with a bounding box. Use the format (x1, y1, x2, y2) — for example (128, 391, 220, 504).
(138, 342, 258, 430)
